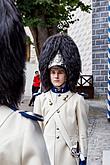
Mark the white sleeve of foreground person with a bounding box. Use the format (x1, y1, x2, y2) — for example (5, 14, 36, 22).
(21, 117, 51, 165)
(0, 108, 50, 165)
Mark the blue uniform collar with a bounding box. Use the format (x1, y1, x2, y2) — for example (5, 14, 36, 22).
(51, 84, 69, 93)
(9, 105, 44, 121)
(9, 105, 18, 111)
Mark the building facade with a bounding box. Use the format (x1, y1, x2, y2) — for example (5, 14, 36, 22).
(92, 0, 108, 98)
(68, 0, 108, 98)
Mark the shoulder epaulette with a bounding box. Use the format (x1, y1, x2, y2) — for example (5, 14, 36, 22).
(79, 92, 88, 99)
(44, 89, 50, 93)
(33, 92, 42, 97)
(19, 111, 44, 121)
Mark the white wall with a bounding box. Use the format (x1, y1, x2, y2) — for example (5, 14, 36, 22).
(68, 0, 92, 74)
(24, 27, 39, 96)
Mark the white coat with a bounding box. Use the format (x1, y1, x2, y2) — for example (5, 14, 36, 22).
(0, 105, 50, 165)
(34, 90, 89, 165)
(34, 91, 88, 165)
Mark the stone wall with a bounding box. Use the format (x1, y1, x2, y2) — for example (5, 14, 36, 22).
(92, 0, 108, 98)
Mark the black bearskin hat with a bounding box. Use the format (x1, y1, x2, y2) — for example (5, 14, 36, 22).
(0, 0, 26, 107)
(39, 33, 81, 92)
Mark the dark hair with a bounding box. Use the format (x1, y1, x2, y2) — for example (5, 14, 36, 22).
(39, 33, 81, 92)
(0, 0, 26, 107)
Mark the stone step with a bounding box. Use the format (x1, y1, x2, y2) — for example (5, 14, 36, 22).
(103, 150, 110, 165)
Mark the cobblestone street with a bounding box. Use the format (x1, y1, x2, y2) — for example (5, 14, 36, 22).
(87, 100, 110, 165)
(20, 97, 110, 165)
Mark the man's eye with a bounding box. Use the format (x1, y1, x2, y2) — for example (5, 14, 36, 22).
(58, 71, 63, 74)
(51, 71, 55, 74)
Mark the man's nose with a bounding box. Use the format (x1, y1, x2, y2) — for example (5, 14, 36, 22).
(55, 73, 58, 77)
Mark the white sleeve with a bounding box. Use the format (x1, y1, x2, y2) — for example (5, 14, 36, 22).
(33, 95, 42, 115)
(33, 95, 44, 130)
(22, 120, 50, 165)
(76, 95, 89, 157)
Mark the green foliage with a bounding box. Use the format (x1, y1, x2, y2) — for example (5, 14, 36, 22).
(16, 0, 91, 31)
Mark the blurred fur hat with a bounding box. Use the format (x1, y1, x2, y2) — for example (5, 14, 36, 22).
(39, 33, 81, 92)
(0, 0, 26, 107)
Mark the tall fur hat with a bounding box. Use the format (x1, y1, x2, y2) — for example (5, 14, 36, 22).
(0, 0, 26, 107)
(39, 33, 81, 92)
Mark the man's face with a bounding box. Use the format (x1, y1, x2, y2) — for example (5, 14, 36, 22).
(50, 66, 67, 88)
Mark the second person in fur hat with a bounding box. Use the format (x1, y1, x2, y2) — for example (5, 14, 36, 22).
(34, 33, 89, 165)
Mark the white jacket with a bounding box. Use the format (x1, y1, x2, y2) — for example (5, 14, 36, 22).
(34, 91, 89, 165)
(0, 105, 50, 165)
